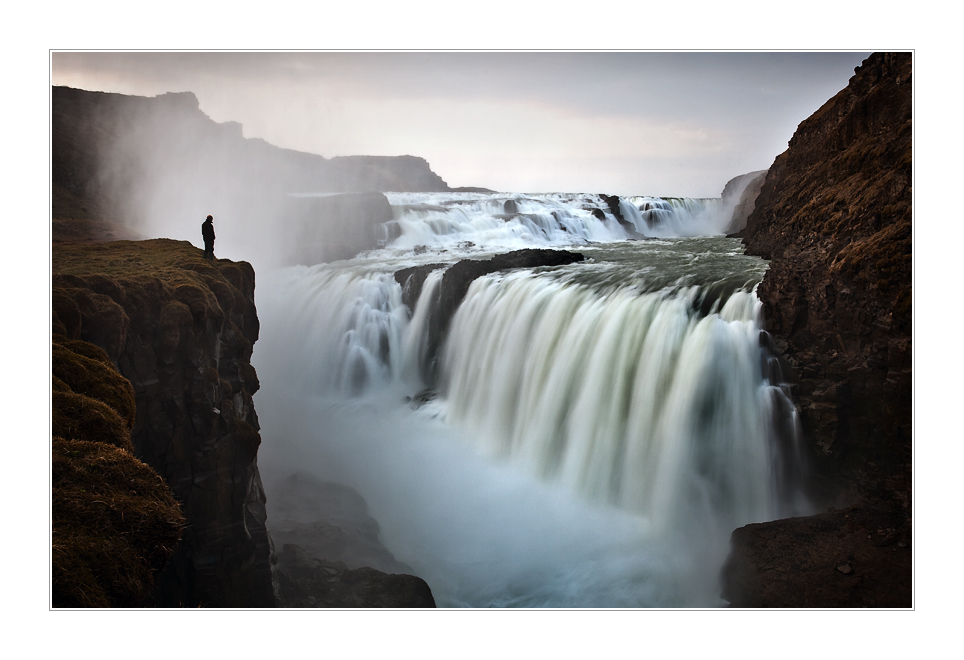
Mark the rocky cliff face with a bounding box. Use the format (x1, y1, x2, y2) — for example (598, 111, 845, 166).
(53, 239, 275, 606)
(722, 169, 768, 235)
(725, 52, 912, 607)
(742, 52, 911, 506)
(282, 192, 395, 265)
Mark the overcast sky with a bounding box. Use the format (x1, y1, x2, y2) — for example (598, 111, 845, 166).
(52, 51, 870, 197)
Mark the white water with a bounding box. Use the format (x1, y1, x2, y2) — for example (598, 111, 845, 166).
(252, 192, 805, 607)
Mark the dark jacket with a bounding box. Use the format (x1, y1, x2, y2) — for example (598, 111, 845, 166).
(202, 220, 215, 243)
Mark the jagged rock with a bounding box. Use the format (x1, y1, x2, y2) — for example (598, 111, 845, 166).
(52, 238, 274, 607)
(721, 169, 767, 235)
(394, 262, 447, 311)
(266, 473, 414, 575)
(266, 474, 436, 608)
(598, 194, 646, 238)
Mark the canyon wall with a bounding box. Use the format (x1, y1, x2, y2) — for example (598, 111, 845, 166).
(725, 52, 912, 607)
(52, 337, 184, 606)
(742, 52, 911, 506)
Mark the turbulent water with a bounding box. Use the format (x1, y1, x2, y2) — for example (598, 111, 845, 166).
(252, 192, 807, 607)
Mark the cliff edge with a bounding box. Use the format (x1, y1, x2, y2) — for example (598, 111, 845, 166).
(53, 239, 275, 606)
(725, 52, 912, 607)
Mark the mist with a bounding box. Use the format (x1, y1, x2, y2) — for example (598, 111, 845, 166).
(52, 51, 871, 198)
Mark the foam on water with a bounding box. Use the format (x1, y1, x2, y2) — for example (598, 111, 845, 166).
(251, 192, 805, 607)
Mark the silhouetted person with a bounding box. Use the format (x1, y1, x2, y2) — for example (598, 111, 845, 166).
(202, 215, 215, 260)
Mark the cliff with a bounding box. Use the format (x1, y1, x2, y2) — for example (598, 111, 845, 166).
(53, 239, 275, 606)
(722, 169, 767, 235)
(725, 52, 912, 606)
(52, 86, 450, 258)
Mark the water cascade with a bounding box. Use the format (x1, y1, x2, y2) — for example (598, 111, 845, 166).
(252, 192, 807, 607)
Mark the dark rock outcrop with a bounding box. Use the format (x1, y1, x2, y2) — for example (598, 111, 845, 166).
(394, 249, 585, 384)
(53, 239, 275, 607)
(721, 169, 767, 235)
(266, 473, 436, 607)
(394, 262, 448, 311)
(275, 544, 436, 608)
(721, 505, 911, 608)
(267, 474, 414, 575)
(725, 52, 911, 607)
(282, 192, 395, 265)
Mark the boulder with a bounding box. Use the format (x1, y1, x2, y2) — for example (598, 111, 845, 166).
(721, 505, 910, 607)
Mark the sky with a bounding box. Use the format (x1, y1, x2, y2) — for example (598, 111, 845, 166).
(51, 51, 871, 197)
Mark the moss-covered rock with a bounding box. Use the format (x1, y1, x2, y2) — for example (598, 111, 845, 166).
(52, 390, 133, 452)
(52, 340, 136, 430)
(52, 437, 184, 607)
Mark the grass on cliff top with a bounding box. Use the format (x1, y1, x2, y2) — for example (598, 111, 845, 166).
(54, 238, 220, 282)
(53, 238, 253, 296)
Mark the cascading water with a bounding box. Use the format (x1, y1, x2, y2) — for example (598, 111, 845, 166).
(252, 192, 808, 607)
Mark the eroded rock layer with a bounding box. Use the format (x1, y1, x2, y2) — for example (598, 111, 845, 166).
(53, 239, 274, 607)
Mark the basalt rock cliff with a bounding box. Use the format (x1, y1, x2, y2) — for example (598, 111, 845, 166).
(53, 239, 275, 606)
(725, 52, 912, 607)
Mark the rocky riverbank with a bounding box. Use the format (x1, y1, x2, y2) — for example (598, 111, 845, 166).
(724, 52, 912, 607)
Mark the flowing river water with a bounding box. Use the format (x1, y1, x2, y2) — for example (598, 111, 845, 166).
(251, 192, 808, 607)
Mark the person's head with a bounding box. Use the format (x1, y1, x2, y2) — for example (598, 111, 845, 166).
(206, 215, 213, 222)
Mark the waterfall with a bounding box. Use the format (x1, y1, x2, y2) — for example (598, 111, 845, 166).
(252, 192, 807, 607)
(441, 274, 778, 534)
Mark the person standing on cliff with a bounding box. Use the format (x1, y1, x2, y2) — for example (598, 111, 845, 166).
(201, 215, 215, 260)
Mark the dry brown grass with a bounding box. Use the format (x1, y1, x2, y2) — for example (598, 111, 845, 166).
(52, 340, 135, 430)
(51, 336, 184, 607)
(52, 437, 184, 607)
